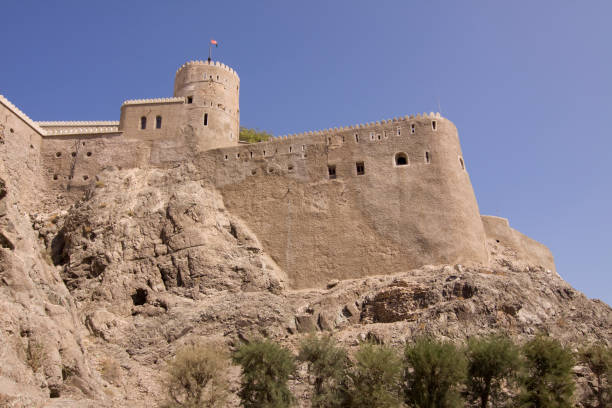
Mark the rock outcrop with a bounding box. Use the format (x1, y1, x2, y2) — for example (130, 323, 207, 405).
(0, 165, 609, 407)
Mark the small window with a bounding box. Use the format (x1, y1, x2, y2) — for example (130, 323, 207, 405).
(250, 151, 253, 158)
(370, 132, 374, 140)
(302, 145, 305, 151)
(342, 136, 345, 142)
(328, 165, 337, 179)
(459, 157, 465, 170)
(55, 152, 61, 157)
(395, 153, 408, 166)
(86, 151, 92, 157)
(187, 96, 193, 104)
(289, 146, 292, 153)
(383, 131, 387, 139)
(216, 75, 219, 80)
(288, 165, 294, 171)
(156, 116, 162, 129)
(410, 124, 415, 134)
(83, 175, 89, 180)
(356, 162, 365, 175)
(224, 154, 228, 160)
(263, 150, 266, 156)
(377, 134, 381, 140)
(425, 151, 431, 164)
(53, 174, 58, 180)
(397, 127, 401, 136)
(140, 116, 147, 130)
(71, 152, 76, 157)
(355, 134, 359, 142)
(432, 120, 437, 131)
(203, 113, 208, 126)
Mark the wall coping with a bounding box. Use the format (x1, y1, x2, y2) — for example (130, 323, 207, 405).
(175, 60, 240, 81)
(37, 121, 119, 126)
(44, 127, 122, 136)
(0, 95, 46, 135)
(121, 97, 185, 107)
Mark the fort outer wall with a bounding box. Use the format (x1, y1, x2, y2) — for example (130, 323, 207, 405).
(203, 114, 490, 289)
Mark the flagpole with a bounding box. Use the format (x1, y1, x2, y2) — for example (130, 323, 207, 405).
(208, 43, 212, 62)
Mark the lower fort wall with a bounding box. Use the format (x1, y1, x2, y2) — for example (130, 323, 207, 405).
(481, 215, 555, 272)
(206, 115, 489, 289)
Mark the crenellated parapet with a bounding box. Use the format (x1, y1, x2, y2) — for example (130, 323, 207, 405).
(121, 97, 185, 107)
(43, 127, 121, 136)
(37, 121, 120, 126)
(175, 60, 240, 81)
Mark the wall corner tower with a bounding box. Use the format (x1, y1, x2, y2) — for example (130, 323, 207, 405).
(174, 60, 240, 151)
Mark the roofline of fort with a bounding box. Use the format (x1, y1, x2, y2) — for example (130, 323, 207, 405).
(121, 97, 185, 107)
(272, 112, 444, 140)
(175, 60, 240, 81)
(37, 121, 120, 126)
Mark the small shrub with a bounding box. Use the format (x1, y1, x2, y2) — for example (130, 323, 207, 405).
(466, 334, 520, 408)
(298, 334, 350, 408)
(162, 342, 231, 408)
(404, 337, 466, 408)
(95, 181, 105, 188)
(347, 342, 403, 408)
(579, 343, 611, 408)
(239, 127, 273, 143)
(100, 358, 121, 384)
(519, 335, 575, 408)
(26, 341, 45, 372)
(233, 339, 295, 408)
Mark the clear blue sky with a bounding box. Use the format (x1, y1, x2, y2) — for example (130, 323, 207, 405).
(1, 1, 610, 304)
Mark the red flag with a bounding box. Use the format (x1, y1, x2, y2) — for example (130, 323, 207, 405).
(210, 39, 218, 47)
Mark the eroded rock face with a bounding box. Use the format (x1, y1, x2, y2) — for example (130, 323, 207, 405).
(0, 165, 610, 408)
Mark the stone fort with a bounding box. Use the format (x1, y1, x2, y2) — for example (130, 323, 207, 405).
(0, 59, 555, 288)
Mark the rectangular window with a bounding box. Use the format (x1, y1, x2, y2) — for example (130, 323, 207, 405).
(355, 134, 359, 142)
(328, 165, 337, 179)
(140, 116, 147, 130)
(203, 113, 208, 126)
(187, 96, 193, 104)
(356, 162, 365, 175)
(370, 132, 374, 140)
(397, 127, 401, 136)
(432, 120, 437, 131)
(411, 124, 415, 134)
(425, 151, 431, 163)
(155, 116, 162, 129)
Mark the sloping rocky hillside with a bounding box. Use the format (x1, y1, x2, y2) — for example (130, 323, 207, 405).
(0, 165, 610, 407)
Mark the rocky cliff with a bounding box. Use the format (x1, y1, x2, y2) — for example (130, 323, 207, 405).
(0, 164, 609, 407)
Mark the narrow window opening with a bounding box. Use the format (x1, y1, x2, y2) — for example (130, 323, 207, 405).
(377, 134, 381, 140)
(411, 124, 415, 134)
(71, 152, 76, 157)
(140, 116, 147, 130)
(82, 142, 85, 146)
(237, 153, 240, 158)
(224, 154, 228, 160)
(459, 157, 465, 170)
(397, 127, 401, 136)
(356, 162, 365, 175)
(383, 131, 387, 139)
(156, 116, 162, 129)
(302, 145, 305, 151)
(355, 134, 359, 142)
(250, 151, 253, 158)
(327, 137, 331, 144)
(395, 153, 408, 166)
(251, 169, 257, 175)
(83, 175, 89, 180)
(203, 113, 208, 126)
(289, 146, 292, 153)
(55, 152, 62, 158)
(328, 165, 337, 179)
(263, 150, 266, 156)
(86, 151, 92, 157)
(187, 96, 193, 104)
(432, 120, 437, 131)
(425, 151, 431, 163)
(216, 75, 219, 80)
(342, 136, 345, 142)
(53, 174, 58, 180)
(370, 132, 374, 140)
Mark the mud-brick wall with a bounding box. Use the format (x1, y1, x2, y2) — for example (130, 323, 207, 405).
(206, 114, 489, 289)
(0, 98, 45, 212)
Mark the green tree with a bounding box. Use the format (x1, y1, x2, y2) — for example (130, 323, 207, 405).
(162, 342, 231, 408)
(466, 334, 521, 408)
(519, 335, 575, 408)
(233, 339, 296, 408)
(347, 342, 403, 408)
(239, 127, 272, 143)
(298, 334, 350, 408)
(579, 343, 611, 408)
(404, 337, 466, 408)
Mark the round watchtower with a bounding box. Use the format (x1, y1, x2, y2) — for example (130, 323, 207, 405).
(174, 60, 240, 151)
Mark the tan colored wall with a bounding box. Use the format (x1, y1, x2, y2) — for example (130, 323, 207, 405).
(0, 97, 45, 212)
(481, 215, 556, 272)
(204, 114, 489, 288)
